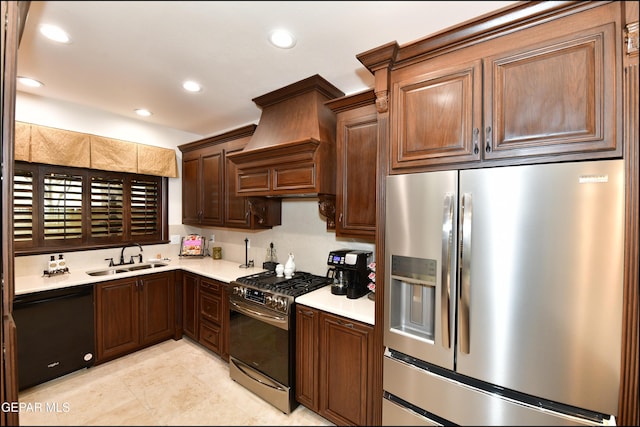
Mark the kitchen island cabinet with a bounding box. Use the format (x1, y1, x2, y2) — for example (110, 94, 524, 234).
(387, 2, 621, 172)
(95, 270, 175, 364)
(296, 304, 374, 426)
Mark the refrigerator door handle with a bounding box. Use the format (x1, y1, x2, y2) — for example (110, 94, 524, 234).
(441, 193, 454, 349)
(459, 192, 472, 354)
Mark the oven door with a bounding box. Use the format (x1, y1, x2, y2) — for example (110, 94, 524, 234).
(228, 293, 296, 413)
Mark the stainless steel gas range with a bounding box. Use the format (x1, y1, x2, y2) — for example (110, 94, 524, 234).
(228, 270, 330, 414)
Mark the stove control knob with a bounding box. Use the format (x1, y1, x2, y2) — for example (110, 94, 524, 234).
(265, 295, 274, 306)
(276, 298, 286, 310)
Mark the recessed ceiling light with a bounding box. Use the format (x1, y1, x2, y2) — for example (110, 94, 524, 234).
(39, 24, 71, 43)
(135, 109, 152, 117)
(182, 80, 202, 93)
(17, 77, 44, 88)
(269, 29, 296, 49)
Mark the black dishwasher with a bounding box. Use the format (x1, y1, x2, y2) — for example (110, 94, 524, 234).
(13, 284, 95, 390)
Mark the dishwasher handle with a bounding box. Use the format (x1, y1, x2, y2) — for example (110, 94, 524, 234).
(14, 285, 93, 308)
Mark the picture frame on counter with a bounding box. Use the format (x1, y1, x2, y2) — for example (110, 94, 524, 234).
(179, 234, 205, 257)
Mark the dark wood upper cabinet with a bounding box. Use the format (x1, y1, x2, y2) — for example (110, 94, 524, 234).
(483, 20, 618, 160)
(326, 90, 378, 240)
(178, 125, 281, 229)
(387, 2, 621, 172)
(392, 60, 482, 168)
(181, 143, 223, 226)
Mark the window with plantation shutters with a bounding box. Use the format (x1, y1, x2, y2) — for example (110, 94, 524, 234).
(13, 168, 34, 242)
(13, 161, 167, 254)
(131, 179, 159, 236)
(43, 172, 83, 241)
(91, 177, 124, 238)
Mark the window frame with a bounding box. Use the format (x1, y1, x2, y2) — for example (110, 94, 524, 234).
(13, 161, 168, 255)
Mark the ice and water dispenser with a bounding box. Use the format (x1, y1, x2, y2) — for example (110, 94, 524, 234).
(387, 255, 438, 343)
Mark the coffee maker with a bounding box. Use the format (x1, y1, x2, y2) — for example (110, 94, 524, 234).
(327, 249, 372, 299)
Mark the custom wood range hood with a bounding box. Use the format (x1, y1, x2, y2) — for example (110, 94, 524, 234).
(226, 75, 345, 202)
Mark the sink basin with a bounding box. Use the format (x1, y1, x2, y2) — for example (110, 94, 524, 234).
(86, 262, 168, 276)
(87, 268, 130, 276)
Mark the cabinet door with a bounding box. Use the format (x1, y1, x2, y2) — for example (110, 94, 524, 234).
(319, 311, 373, 426)
(182, 272, 198, 339)
(181, 154, 201, 225)
(220, 284, 230, 362)
(391, 59, 483, 170)
(201, 147, 224, 226)
(336, 104, 378, 239)
(224, 141, 250, 228)
(95, 277, 140, 362)
(139, 272, 175, 345)
(296, 305, 319, 411)
(483, 21, 618, 160)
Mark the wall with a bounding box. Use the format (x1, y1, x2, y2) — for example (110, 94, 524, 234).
(15, 92, 199, 225)
(14, 93, 375, 278)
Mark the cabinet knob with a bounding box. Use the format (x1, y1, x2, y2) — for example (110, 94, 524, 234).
(337, 319, 354, 329)
(485, 126, 492, 152)
(473, 128, 480, 155)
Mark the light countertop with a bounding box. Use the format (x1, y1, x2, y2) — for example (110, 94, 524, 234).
(296, 285, 375, 325)
(15, 256, 374, 324)
(14, 257, 265, 296)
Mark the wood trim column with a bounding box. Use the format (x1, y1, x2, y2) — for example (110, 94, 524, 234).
(358, 41, 398, 426)
(619, 3, 639, 425)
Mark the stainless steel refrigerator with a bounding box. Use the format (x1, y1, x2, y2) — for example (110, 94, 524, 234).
(383, 159, 624, 426)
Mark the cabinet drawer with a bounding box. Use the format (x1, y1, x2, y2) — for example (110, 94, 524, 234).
(237, 163, 319, 195)
(200, 279, 221, 294)
(273, 163, 316, 191)
(199, 292, 222, 324)
(237, 168, 270, 193)
(199, 319, 221, 354)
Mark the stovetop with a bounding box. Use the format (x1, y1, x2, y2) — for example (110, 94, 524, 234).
(234, 270, 331, 297)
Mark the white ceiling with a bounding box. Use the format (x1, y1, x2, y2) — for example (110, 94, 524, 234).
(16, 1, 517, 138)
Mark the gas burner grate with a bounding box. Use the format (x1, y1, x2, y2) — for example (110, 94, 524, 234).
(236, 270, 330, 297)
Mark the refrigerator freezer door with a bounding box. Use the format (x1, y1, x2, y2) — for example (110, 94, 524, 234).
(384, 354, 604, 426)
(385, 170, 458, 370)
(457, 159, 624, 415)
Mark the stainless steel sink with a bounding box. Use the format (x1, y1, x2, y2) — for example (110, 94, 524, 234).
(86, 262, 168, 276)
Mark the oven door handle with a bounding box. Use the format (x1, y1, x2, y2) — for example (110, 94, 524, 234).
(230, 298, 288, 330)
(230, 357, 286, 392)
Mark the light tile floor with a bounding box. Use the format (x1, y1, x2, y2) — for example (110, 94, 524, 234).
(18, 337, 335, 426)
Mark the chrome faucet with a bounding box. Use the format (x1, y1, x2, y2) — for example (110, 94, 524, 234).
(119, 243, 143, 265)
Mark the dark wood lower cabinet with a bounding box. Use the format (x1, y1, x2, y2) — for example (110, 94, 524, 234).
(182, 272, 229, 361)
(296, 304, 374, 426)
(296, 305, 320, 410)
(95, 271, 175, 364)
(182, 272, 198, 339)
